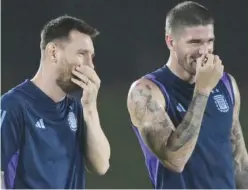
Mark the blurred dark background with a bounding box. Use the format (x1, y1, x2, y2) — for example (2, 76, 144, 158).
(2, 0, 248, 188)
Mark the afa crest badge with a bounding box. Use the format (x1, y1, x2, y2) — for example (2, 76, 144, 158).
(213, 94, 229, 113)
(68, 111, 77, 132)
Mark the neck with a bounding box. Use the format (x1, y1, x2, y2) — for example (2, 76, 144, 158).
(31, 64, 66, 103)
(166, 54, 195, 84)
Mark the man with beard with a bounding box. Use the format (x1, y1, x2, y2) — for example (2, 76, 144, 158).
(127, 1, 248, 189)
(1, 15, 110, 189)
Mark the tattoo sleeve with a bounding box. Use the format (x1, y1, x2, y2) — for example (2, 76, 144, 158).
(128, 80, 209, 172)
(164, 90, 209, 171)
(231, 118, 248, 189)
(228, 74, 248, 189)
(1, 172, 5, 189)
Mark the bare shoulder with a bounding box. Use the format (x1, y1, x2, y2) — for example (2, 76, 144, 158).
(127, 77, 166, 127)
(227, 73, 240, 108)
(127, 77, 166, 110)
(227, 73, 239, 91)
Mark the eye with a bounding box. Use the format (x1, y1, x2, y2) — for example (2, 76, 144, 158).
(208, 39, 214, 44)
(79, 52, 85, 56)
(190, 40, 201, 44)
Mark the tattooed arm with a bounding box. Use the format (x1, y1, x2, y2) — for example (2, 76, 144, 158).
(127, 78, 209, 172)
(229, 74, 248, 189)
(1, 172, 5, 189)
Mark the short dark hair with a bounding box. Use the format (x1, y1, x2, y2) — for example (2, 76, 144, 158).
(40, 15, 99, 50)
(165, 1, 214, 35)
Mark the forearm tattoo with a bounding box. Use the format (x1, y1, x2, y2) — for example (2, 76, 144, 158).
(231, 119, 248, 189)
(130, 83, 208, 164)
(166, 91, 208, 151)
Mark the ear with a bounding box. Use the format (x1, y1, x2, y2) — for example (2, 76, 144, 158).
(45, 42, 58, 63)
(165, 34, 175, 51)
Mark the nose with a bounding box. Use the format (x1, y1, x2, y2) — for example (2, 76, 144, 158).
(84, 54, 94, 69)
(199, 42, 213, 56)
(87, 58, 94, 69)
(199, 44, 208, 55)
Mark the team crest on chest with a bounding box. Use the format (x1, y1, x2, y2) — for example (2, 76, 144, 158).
(68, 111, 77, 132)
(213, 94, 229, 112)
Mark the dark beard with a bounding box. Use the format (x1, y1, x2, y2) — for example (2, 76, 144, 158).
(56, 58, 82, 94)
(178, 58, 196, 76)
(56, 75, 81, 94)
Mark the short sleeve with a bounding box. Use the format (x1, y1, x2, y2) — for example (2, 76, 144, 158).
(1, 93, 24, 173)
(77, 101, 85, 153)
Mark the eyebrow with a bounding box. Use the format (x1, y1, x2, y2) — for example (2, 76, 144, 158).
(77, 49, 95, 57)
(187, 37, 215, 43)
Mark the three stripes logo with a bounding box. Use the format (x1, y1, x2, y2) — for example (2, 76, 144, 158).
(35, 119, 45, 129)
(176, 103, 186, 113)
(0, 109, 7, 127)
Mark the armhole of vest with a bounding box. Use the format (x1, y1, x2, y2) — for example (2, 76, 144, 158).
(144, 74, 170, 112)
(221, 73, 235, 106)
